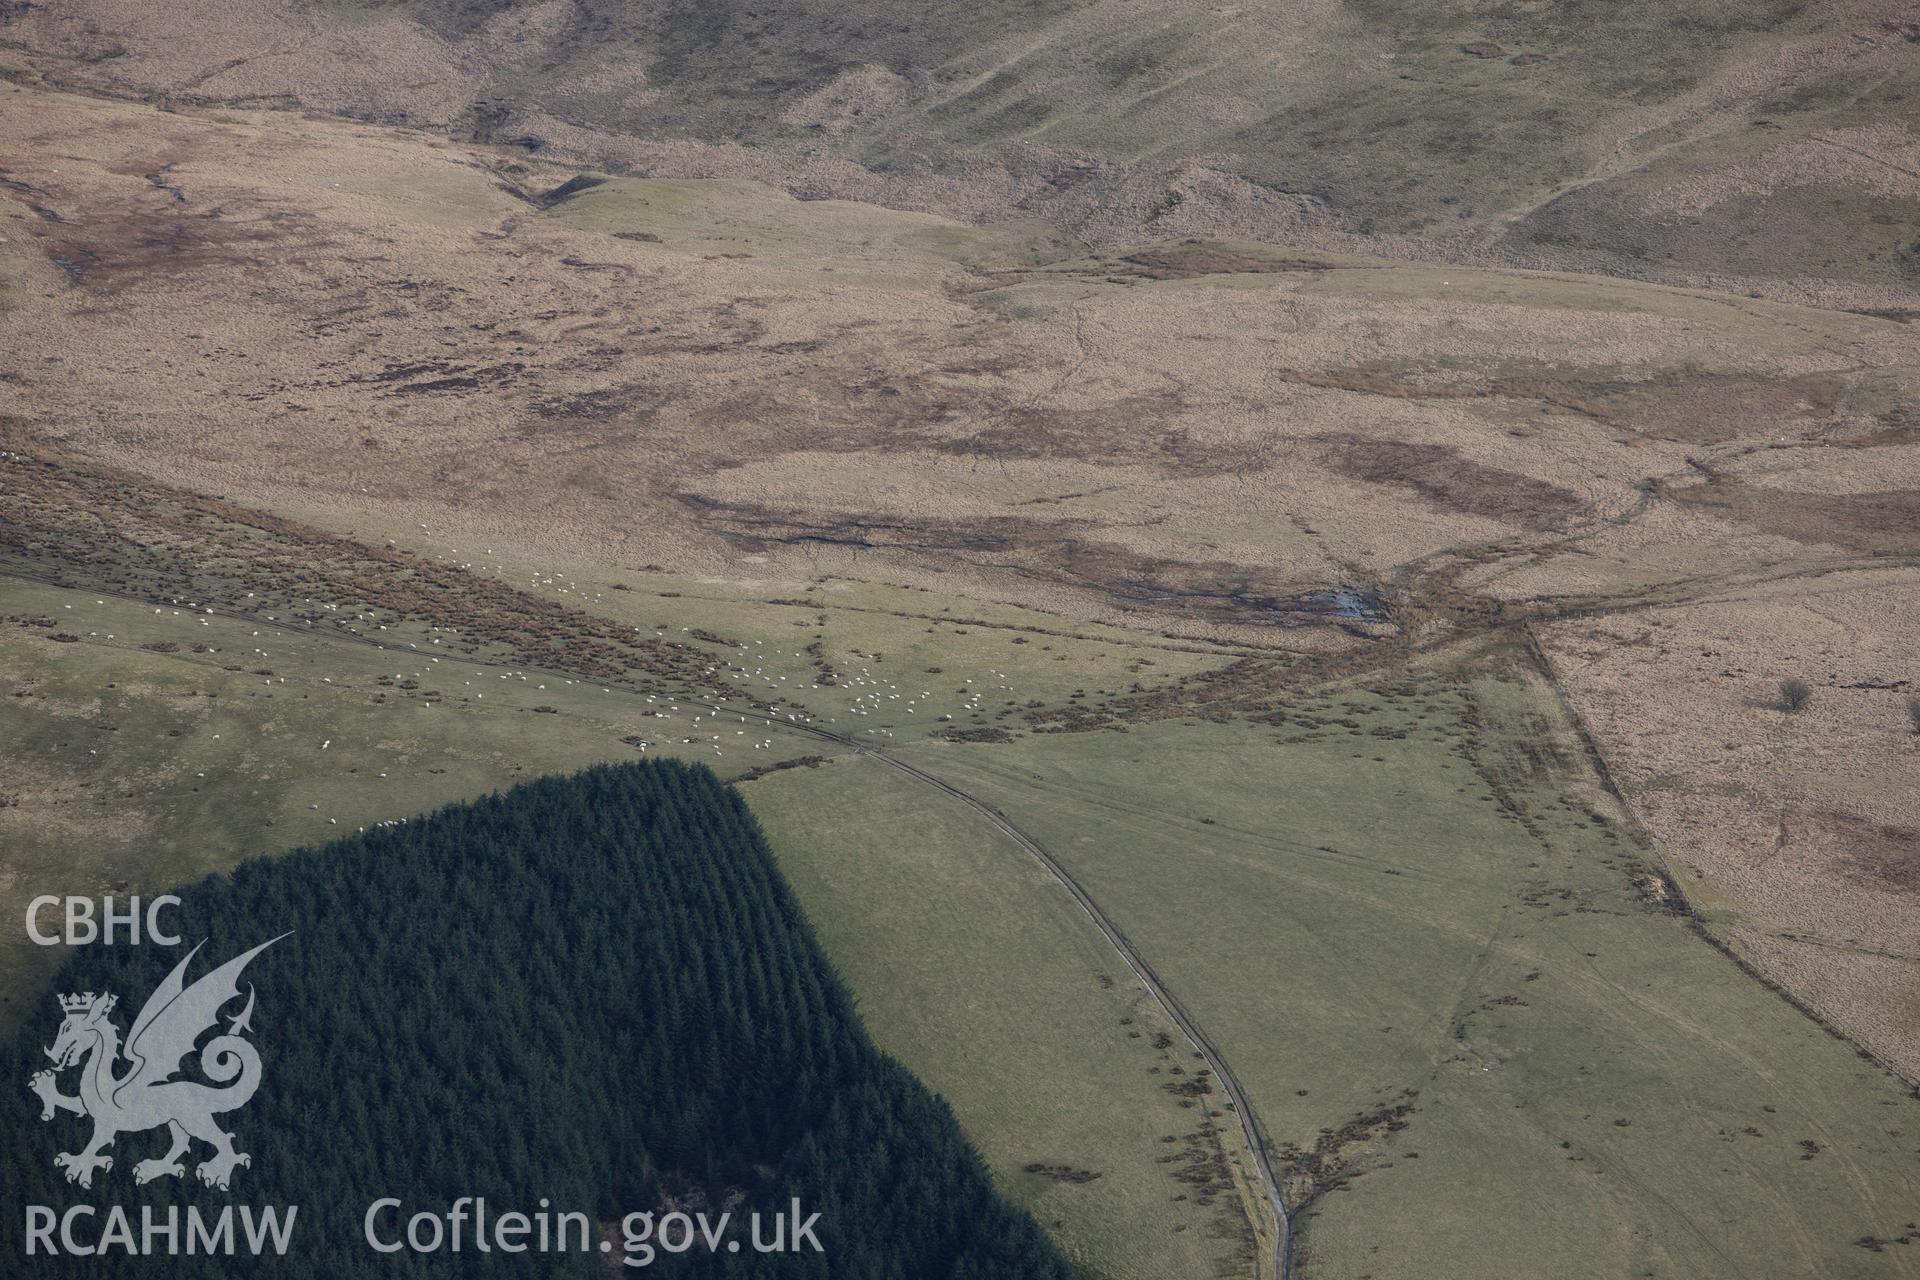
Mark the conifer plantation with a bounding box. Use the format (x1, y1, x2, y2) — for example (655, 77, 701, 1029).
(1, 761, 1075, 1278)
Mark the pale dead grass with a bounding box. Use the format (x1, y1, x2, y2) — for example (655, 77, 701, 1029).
(6, 85, 1920, 1061)
(1, 87, 1911, 647)
(1728, 441, 1920, 497)
(1537, 570, 1920, 1075)
(778, 66, 911, 136)
(1639, 123, 1920, 219)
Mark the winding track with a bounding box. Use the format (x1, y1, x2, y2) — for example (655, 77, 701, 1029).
(0, 563, 1293, 1278)
(589, 654, 1295, 1277)
(3, 564, 1290, 1274)
(774, 727, 1294, 1280)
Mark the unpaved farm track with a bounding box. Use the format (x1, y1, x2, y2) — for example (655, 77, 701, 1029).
(0, 564, 1292, 1279)
(803, 736, 1294, 1280)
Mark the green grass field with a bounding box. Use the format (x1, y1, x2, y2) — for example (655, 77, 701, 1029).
(894, 667, 1920, 1279)
(0, 580, 696, 1022)
(7, 533, 1919, 1279)
(748, 755, 1267, 1280)
(0, 572, 1264, 1280)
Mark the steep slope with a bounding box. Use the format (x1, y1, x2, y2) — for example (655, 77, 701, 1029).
(3, 0, 1917, 299)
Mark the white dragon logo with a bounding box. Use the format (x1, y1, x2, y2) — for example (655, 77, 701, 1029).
(29, 936, 286, 1191)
